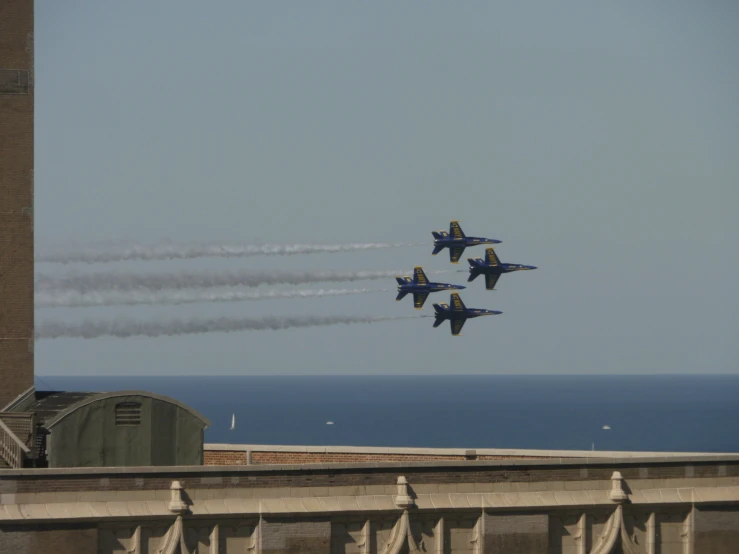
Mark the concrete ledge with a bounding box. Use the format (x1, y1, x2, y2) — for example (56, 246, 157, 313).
(3, 453, 739, 477)
(204, 443, 733, 459)
(4, 476, 737, 506)
(3, 486, 738, 522)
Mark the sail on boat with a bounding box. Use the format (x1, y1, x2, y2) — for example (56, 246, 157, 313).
(230, 413, 235, 431)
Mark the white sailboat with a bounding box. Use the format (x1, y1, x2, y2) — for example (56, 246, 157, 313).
(230, 413, 235, 431)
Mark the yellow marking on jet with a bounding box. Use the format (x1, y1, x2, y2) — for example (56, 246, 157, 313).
(450, 222, 464, 238)
(486, 248, 500, 266)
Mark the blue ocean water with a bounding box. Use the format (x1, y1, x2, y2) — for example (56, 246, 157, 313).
(37, 375, 739, 453)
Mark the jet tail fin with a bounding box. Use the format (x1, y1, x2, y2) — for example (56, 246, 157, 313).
(396, 291, 409, 302)
(467, 271, 480, 283)
(395, 276, 412, 285)
(431, 245, 444, 256)
(432, 231, 442, 240)
(468, 257, 484, 268)
(433, 316, 444, 328)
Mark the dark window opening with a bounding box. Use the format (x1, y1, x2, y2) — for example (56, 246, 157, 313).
(0, 69, 30, 94)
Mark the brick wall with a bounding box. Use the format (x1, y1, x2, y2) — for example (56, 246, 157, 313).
(205, 450, 249, 465)
(203, 449, 552, 466)
(0, 0, 34, 409)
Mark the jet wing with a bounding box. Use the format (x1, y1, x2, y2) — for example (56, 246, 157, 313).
(413, 292, 429, 309)
(413, 267, 428, 285)
(485, 247, 501, 266)
(449, 246, 465, 264)
(450, 221, 465, 239)
(450, 292, 466, 311)
(485, 273, 500, 291)
(450, 318, 466, 336)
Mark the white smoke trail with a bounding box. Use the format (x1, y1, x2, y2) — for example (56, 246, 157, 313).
(36, 269, 456, 294)
(36, 242, 422, 264)
(36, 287, 387, 309)
(35, 314, 414, 339)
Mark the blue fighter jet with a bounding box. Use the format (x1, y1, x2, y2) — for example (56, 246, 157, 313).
(467, 247, 537, 290)
(431, 221, 502, 264)
(432, 292, 502, 336)
(395, 267, 465, 309)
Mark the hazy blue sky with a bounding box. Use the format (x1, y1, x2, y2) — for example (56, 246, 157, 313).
(34, 1, 738, 376)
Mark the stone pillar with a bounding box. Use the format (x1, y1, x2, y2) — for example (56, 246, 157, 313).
(167, 480, 188, 513)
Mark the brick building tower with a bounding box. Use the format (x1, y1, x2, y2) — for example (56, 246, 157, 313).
(0, 0, 34, 408)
